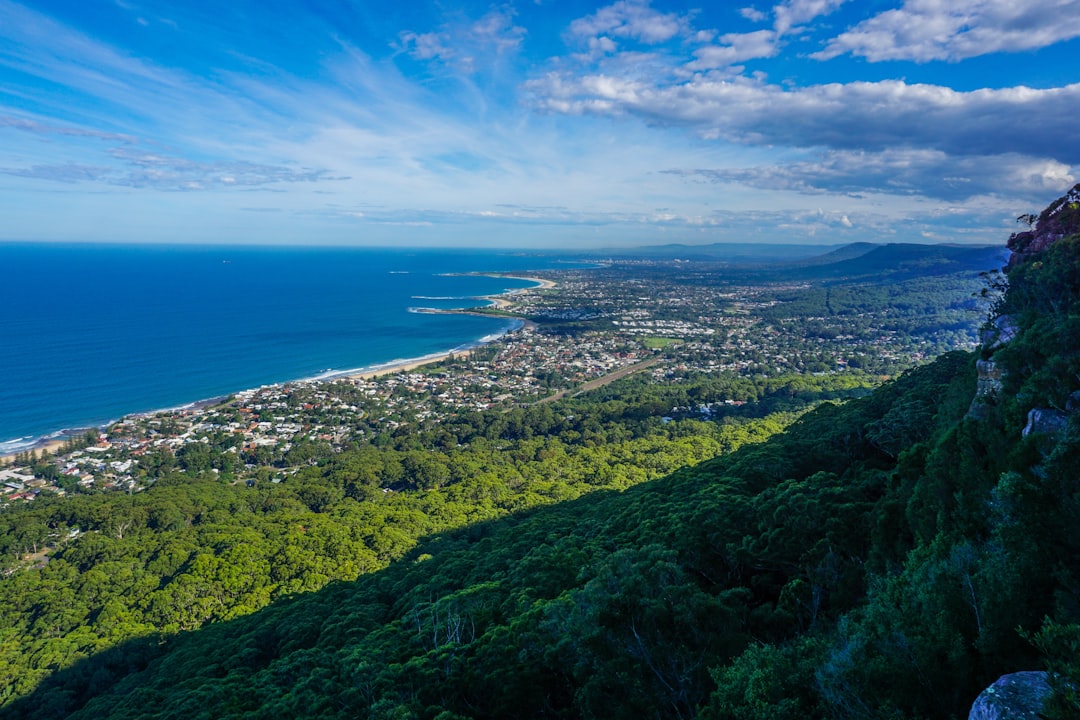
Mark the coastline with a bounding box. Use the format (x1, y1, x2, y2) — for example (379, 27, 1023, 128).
(0, 439, 68, 463)
(345, 346, 480, 381)
(1, 274, 554, 464)
(340, 271, 558, 381)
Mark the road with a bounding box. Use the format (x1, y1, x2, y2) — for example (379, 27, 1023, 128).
(532, 357, 661, 405)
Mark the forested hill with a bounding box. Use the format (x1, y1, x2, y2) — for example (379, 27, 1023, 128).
(789, 243, 1007, 280)
(584, 239, 1003, 276)
(6, 188, 1080, 719)
(766, 242, 1007, 283)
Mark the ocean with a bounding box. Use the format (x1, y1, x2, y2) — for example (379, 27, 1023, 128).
(0, 243, 571, 453)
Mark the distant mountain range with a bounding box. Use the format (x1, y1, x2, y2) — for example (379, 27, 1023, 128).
(777, 242, 1009, 281)
(581, 241, 848, 263)
(578, 241, 1008, 278)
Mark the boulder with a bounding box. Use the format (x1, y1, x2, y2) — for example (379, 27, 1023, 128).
(979, 315, 1019, 350)
(969, 671, 1051, 720)
(1066, 390, 1080, 414)
(1022, 408, 1070, 438)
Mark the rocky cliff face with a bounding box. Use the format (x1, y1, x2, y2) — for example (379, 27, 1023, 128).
(1007, 183, 1080, 268)
(967, 358, 1004, 420)
(965, 189, 1080, 718)
(970, 185, 1080, 423)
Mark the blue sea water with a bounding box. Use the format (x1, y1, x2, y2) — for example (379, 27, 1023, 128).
(0, 243, 569, 452)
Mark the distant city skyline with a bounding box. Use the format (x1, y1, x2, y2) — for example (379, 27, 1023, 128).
(2, 0, 1078, 247)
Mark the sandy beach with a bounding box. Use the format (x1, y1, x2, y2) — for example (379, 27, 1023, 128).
(1, 439, 67, 464)
(471, 274, 557, 310)
(346, 348, 476, 381)
(490, 275, 557, 290)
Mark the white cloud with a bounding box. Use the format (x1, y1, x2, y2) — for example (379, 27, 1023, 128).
(668, 149, 1076, 201)
(399, 31, 455, 62)
(3, 0, 1071, 246)
(574, 35, 619, 61)
(686, 30, 778, 70)
(569, 0, 690, 45)
(468, 8, 527, 52)
(307, 203, 727, 229)
(740, 7, 768, 22)
(0, 116, 137, 144)
(398, 8, 525, 72)
(0, 145, 331, 190)
(815, 0, 1080, 62)
(773, 0, 848, 35)
(529, 76, 1080, 164)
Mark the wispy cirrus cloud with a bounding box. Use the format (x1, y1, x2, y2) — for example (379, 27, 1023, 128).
(1, 151, 332, 190)
(0, 163, 110, 184)
(0, 116, 136, 144)
(398, 7, 526, 72)
(0, 2, 496, 198)
(0, 113, 332, 190)
(398, 31, 456, 63)
(301, 199, 737, 229)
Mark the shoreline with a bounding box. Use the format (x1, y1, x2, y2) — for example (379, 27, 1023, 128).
(1, 274, 555, 464)
(0, 439, 69, 463)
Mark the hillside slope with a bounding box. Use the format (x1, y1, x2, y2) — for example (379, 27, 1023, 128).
(7, 352, 979, 720)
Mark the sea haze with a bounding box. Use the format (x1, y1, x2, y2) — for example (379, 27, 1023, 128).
(0, 243, 563, 451)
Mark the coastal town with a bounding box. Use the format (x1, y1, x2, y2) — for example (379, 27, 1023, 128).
(0, 257, 989, 501)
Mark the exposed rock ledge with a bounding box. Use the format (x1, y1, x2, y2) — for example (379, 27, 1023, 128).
(979, 315, 1019, 351)
(967, 358, 1005, 420)
(969, 671, 1051, 720)
(1023, 408, 1070, 438)
(1007, 183, 1080, 268)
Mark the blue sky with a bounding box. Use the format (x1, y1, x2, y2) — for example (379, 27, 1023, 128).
(2, 0, 1079, 248)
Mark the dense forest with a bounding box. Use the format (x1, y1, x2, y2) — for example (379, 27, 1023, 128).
(0, 374, 863, 711)
(3, 191, 1080, 718)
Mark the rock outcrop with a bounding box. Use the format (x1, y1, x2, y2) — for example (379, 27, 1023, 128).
(974, 359, 1004, 399)
(967, 189, 1080, 720)
(969, 671, 1051, 720)
(967, 358, 1005, 420)
(979, 315, 1019, 351)
(1007, 183, 1080, 268)
(973, 186, 1080, 424)
(1022, 407, 1070, 438)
